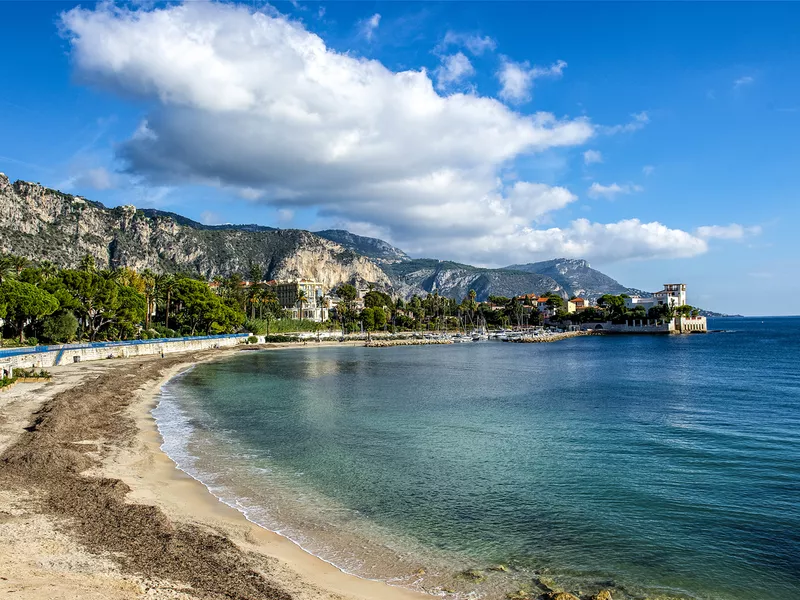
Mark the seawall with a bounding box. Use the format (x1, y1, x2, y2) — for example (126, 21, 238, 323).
(0, 334, 248, 370)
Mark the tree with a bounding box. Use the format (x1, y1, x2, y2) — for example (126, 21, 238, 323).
(58, 270, 122, 340)
(597, 294, 628, 321)
(156, 274, 177, 330)
(8, 255, 30, 275)
(0, 256, 14, 284)
(141, 269, 156, 330)
(0, 279, 59, 343)
(248, 263, 263, 284)
(41, 311, 79, 343)
(296, 289, 307, 320)
(79, 254, 97, 273)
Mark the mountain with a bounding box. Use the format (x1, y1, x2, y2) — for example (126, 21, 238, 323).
(0, 172, 726, 310)
(0, 174, 389, 290)
(315, 229, 410, 264)
(505, 258, 650, 302)
(383, 259, 566, 302)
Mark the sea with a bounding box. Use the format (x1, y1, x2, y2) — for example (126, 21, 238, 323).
(153, 317, 800, 600)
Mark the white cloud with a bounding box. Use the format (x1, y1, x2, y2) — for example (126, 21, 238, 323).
(434, 52, 475, 90)
(696, 224, 762, 240)
(733, 76, 754, 89)
(496, 57, 567, 104)
(600, 111, 650, 135)
(642, 165, 655, 176)
(277, 208, 294, 223)
(60, 3, 734, 266)
(200, 210, 221, 225)
(583, 149, 602, 165)
(438, 31, 496, 55)
(587, 182, 643, 200)
(359, 13, 381, 41)
(67, 167, 118, 190)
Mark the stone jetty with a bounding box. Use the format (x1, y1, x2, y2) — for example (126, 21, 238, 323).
(365, 338, 453, 348)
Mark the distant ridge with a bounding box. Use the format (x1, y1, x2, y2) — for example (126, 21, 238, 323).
(0, 171, 731, 312)
(505, 258, 650, 302)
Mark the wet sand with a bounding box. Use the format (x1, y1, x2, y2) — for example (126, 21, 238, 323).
(0, 346, 427, 600)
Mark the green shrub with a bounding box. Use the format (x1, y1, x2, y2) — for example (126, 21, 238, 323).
(153, 325, 178, 339)
(262, 334, 300, 343)
(41, 311, 79, 344)
(140, 330, 150, 340)
(26, 337, 38, 346)
(243, 318, 268, 335)
(247, 335, 259, 344)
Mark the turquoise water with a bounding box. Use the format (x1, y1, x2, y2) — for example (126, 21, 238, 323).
(155, 317, 800, 600)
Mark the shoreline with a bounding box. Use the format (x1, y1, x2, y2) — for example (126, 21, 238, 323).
(0, 346, 427, 600)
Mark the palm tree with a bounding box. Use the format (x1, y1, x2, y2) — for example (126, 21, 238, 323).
(141, 269, 156, 330)
(156, 275, 176, 330)
(296, 289, 307, 320)
(0, 256, 14, 283)
(9, 255, 29, 275)
(38, 261, 58, 281)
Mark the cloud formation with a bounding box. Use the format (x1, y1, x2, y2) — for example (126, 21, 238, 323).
(587, 182, 643, 200)
(599, 111, 650, 135)
(437, 31, 496, 55)
(733, 76, 754, 89)
(60, 2, 747, 266)
(359, 13, 381, 41)
(583, 149, 603, 165)
(434, 52, 475, 90)
(496, 58, 567, 104)
(696, 224, 762, 240)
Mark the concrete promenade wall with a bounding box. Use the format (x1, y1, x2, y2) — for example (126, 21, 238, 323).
(0, 334, 248, 370)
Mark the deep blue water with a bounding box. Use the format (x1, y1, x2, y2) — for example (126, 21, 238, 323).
(156, 318, 800, 600)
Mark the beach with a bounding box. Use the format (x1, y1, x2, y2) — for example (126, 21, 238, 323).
(0, 346, 426, 600)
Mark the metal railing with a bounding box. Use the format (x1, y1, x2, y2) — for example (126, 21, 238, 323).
(0, 333, 249, 360)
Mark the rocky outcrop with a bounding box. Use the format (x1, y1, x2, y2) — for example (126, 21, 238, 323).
(505, 258, 646, 302)
(384, 258, 566, 302)
(0, 175, 389, 289)
(315, 229, 410, 264)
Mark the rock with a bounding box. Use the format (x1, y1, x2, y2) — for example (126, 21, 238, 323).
(489, 564, 510, 572)
(505, 590, 530, 599)
(546, 593, 580, 600)
(593, 591, 613, 600)
(460, 569, 486, 582)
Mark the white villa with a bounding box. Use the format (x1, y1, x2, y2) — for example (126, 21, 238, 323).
(625, 283, 687, 312)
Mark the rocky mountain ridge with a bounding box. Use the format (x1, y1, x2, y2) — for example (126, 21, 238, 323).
(0, 174, 389, 291)
(0, 173, 727, 310)
(505, 258, 651, 302)
(383, 259, 567, 302)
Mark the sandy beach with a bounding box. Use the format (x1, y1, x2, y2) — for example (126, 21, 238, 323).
(0, 345, 427, 600)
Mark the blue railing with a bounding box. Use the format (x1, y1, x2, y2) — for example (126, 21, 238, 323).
(0, 333, 249, 360)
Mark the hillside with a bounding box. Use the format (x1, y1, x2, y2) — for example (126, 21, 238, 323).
(0, 174, 389, 290)
(383, 259, 566, 302)
(0, 172, 727, 310)
(315, 229, 410, 264)
(506, 258, 650, 302)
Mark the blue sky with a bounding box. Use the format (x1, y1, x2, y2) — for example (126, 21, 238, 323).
(1, 1, 799, 315)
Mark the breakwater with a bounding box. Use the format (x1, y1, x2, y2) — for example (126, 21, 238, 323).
(506, 331, 598, 343)
(365, 338, 453, 348)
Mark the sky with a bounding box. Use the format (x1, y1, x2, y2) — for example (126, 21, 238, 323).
(1, 1, 799, 315)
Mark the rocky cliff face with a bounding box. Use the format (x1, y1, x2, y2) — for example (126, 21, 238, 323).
(383, 259, 566, 301)
(314, 230, 410, 264)
(505, 258, 648, 302)
(0, 174, 390, 289)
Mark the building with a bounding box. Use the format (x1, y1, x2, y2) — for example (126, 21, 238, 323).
(272, 279, 329, 322)
(625, 283, 688, 312)
(653, 283, 687, 307)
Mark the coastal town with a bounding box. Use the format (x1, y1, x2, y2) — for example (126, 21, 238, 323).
(210, 275, 708, 338)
